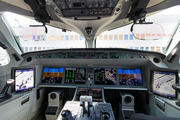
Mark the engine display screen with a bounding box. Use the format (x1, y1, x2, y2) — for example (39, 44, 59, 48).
(76, 88, 102, 102)
(118, 69, 143, 86)
(94, 68, 117, 85)
(42, 67, 64, 83)
(152, 71, 177, 98)
(65, 68, 86, 84)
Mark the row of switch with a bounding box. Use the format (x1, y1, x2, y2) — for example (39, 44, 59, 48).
(62, 8, 112, 16)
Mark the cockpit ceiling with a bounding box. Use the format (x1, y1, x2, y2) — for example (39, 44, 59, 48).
(0, 0, 33, 12)
(146, 0, 165, 8)
(1, 0, 165, 13)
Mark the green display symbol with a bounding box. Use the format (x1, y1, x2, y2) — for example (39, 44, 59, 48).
(66, 69, 76, 84)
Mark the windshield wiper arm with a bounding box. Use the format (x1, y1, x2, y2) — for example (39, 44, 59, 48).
(29, 24, 48, 33)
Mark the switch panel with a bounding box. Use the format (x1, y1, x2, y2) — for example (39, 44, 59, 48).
(52, 0, 119, 17)
(87, 68, 94, 86)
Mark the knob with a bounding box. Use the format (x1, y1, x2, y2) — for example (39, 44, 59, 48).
(102, 112, 110, 119)
(61, 110, 67, 117)
(172, 84, 180, 92)
(61, 110, 73, 120)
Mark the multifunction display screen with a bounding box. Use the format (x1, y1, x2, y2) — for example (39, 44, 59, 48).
(42, 67, 64, 83)
(153, 71, 176, 98)
(94, 68, 117, 85)
(118, 69, 143, 86)
(65, 68, 86, 84)
(76, 88, 102, 102)
(15, 69, 34, 91)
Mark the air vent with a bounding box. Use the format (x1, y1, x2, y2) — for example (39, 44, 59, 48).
(27, 57, 32, 62)
(115, 4, 122, 15)
(153, 57, 160, 63)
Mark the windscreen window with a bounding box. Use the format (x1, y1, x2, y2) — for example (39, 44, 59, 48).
(118, 69, 143, 86)
(96, 6, 180, 54)
(2, 12, 86, 54)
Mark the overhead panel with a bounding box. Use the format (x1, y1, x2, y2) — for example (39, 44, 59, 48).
(52, 0, 119, 17)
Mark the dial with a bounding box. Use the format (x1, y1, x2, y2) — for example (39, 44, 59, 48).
(126, 79, 134, 86)
(49, 77, 56, 83)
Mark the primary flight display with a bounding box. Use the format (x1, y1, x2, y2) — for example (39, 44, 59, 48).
(118, 69, 143, 86)
(42, 67, 64, 83)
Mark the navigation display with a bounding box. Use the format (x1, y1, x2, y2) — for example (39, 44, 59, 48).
(94, 68, 117, 85)
(42, 67, 64, 83)
(76, 88, 102, 102)
(118, 69, 143, 86)
(15, 69, 35, 91)
(65, 68, 86, 84)
(152, 71, 177, 98)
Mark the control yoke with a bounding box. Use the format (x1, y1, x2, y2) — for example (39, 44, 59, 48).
(172, 84, 180, 107)
(80, 96, 93, 117)
(0, 79, 14, 103)
(172, 84, 180, 93)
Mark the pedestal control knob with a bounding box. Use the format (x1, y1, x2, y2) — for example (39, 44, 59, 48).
(102, 112, 110, 119)
(61, 110, 73, 120)
(172, 84, 180, 91)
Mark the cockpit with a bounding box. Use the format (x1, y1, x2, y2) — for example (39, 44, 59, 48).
(0, 0, 180, 120)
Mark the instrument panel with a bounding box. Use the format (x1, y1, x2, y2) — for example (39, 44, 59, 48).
(41, 67, 144, 87)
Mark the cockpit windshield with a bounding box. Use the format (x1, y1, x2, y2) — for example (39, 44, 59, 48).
(2, 12, 86, 53)
(96, 5, 180, 54)
(2, 5, 180, 54)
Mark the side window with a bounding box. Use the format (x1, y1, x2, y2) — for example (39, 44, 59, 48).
(0, 47, 10, 66)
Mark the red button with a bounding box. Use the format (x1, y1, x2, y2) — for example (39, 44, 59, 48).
(175, 85, 176, 87)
